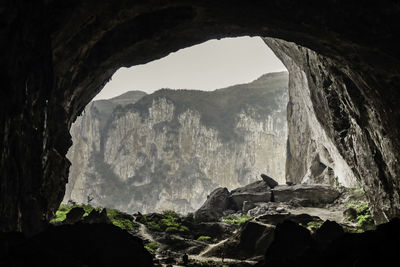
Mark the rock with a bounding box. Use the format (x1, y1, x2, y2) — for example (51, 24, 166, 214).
(264, 220, 312, 263)
(64, 74, 288, 215)
(260, 174, 279, 189)
(273, 184, 340, 206)
(343, 207, 358, 221)
(0, 223, 153, 266)
(229, 192, 271, 211)
(222, 209, 236, 216)
(203, 221, 275, 260)
(83, 208, 111, 224)
(256, 213, 322, 226)
(194, 187, 231, 222)
(231, 180, 271, 194)
(64, 207, 85, 224)
(243, 201, 256, 213)
(192, 222, 235, 240)
(315, 220, 344, 242)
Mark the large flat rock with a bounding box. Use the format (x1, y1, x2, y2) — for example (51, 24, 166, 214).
(273, 184, 340, 206)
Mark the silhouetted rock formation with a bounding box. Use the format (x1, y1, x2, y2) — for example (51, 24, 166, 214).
(0, 223, 153, 267)
(258, 218, 400, 267)
(261, 174, 278, 188)
(1, 0, 400, 238)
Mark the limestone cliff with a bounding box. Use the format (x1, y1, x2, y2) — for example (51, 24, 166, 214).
(64, 72, 288, 214)
(264, 38, 359, 188)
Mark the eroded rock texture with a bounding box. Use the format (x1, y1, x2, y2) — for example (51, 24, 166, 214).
(64, 73, 288, 213)
(1, 1, 400, 233)
(264, 38, 400, 223)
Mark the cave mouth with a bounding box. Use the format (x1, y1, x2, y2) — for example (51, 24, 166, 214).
(63, 36, 290, 215)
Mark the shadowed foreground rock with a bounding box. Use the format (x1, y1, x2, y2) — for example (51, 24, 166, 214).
(256, 218, 400, 267)
(0, 223, 153, 267)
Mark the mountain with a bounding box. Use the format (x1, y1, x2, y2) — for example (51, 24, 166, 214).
(63, 72, 289, 214)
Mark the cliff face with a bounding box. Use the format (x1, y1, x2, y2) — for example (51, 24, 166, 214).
(264, 38, 358, 188)
(64, 72, 288, 213)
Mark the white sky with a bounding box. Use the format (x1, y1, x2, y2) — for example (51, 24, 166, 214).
(94, 36, 287, 100)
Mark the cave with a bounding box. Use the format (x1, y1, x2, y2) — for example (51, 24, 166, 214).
(1, 1, 400, 266)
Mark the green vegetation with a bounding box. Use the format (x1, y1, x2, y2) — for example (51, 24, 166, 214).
(223, 214, 252, 226)
(144, 242, 159, 254)
(138, 210, 190, 233)
(345, 202, 375, 230)
(106, 208, 138, 231)
(50, 204, 138, 231)
(306, 221, 323, 230)
(50, 204, 95, 223)
(355, 204, 374, 228)
(197, 236, 212, 242)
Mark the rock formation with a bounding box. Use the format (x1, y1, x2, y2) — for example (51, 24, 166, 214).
(64, 73, 288, 213)
(194, 180, 341, 222)
(1, 1, 400, 235)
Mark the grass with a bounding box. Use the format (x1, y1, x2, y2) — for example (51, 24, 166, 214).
(223, 214, 252, 226)
(50, 204, 138, 231)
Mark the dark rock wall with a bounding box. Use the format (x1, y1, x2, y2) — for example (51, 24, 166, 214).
(1, 0, 400, 233)
(0, 1, 69, 234)
(264, 37, 400, 224)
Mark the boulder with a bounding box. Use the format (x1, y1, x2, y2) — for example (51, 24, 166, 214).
(264, 220, 312, 263)
(64, 207, 85, 224)
(83, 208, 111, 224)
(230, 192, 271, 210)
(203, 221, 275, 260)
(231, 180, 271, 194)
(194, 187, 230, 222)
(315, 220, 344, 242)
(273, 184, 340, 206)
(343, 207, 357, 221)
(0, 223, 153, 266)
(261, 174, 279, 189)
(243, 201, 256, 213)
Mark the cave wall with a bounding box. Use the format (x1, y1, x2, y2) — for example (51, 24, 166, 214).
(264, 38, 359, 188)
(1, 0, 400, 233)
(264, 37, 400, 223)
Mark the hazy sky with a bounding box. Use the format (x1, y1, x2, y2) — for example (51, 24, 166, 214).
(94, 36, 287, 100)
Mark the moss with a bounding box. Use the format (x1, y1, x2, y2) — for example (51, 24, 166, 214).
(140, 210, 190, 233)
(144, 242, 159, 254)
(197, 236, 212, 242)
(50, 204, 138, 231)
(223, 214, 252, 226)
(106, 208, 138, 231)
(306, 221, 323, 230)
(50, 204, 72, 223)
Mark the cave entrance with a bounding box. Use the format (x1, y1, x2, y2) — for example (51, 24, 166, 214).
(63, 36, 289, 215)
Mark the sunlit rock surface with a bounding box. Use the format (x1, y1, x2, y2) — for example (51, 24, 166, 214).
(64, 72, 288, 213)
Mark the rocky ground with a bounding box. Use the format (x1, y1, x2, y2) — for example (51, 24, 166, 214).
(1, 176, 376, 267)
(128, 175, 374, 266)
